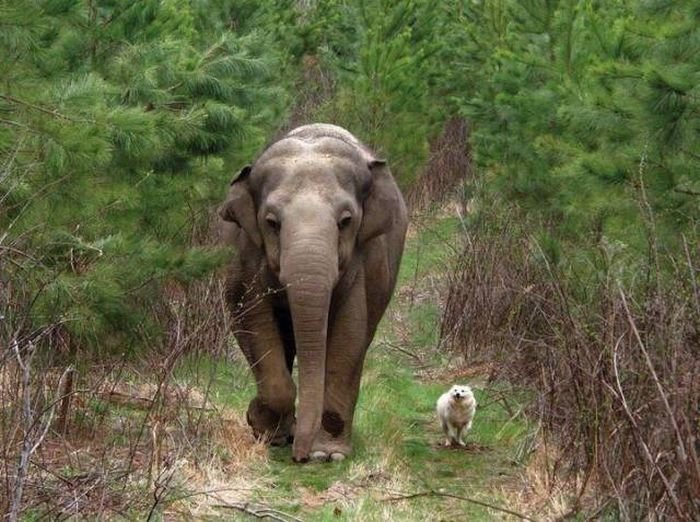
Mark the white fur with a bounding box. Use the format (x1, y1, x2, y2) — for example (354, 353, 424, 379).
(436, 384, 477, 447)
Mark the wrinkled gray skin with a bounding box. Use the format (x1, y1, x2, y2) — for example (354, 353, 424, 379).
(219, 124, 408, 463)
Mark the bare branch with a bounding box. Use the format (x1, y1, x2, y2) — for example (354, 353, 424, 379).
(380, 489, 536, 521)
(618, 287, 688, 465)
(211, 499, 303, 522)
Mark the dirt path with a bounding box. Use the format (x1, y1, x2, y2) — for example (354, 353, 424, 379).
(189, 217, 532, 521)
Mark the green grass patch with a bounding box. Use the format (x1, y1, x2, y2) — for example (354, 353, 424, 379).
(243, 346, 528, 520)
(399, 216, 462, 284)
(403, 301, 442, 349)
(170, 214, 531, 520)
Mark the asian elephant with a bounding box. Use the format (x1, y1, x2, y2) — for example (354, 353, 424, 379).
(219, 123, 408, 463)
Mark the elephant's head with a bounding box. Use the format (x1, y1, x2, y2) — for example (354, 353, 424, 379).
(219, 125, 399, 461)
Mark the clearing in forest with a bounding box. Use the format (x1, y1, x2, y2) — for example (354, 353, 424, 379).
(10, 216, 533, 520)
(179, 216, 532, 521)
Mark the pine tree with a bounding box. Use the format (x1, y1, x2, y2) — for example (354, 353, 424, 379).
(450, 0, 699, 260)
(0, 0, 295, 354)
(301, 0, 452, 187)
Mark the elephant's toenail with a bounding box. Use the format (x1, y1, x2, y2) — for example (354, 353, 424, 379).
(292, 456, 309, 464)
(330, 452, 346, 462)
(310, 451, 328, 461)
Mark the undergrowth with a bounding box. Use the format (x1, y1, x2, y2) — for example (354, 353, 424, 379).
(213, 214, 534, 521)
(1, 210, 535, 520)
(441, 201, 700, 519)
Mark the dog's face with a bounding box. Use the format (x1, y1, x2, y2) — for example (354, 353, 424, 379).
(449, 385, 473, 402)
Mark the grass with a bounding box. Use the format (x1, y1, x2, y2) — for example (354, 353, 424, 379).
(398, 215, 463, 285)
(21, 214, 529, 519)
(247, 353, 527, 520)
(166, 215, 532, 520)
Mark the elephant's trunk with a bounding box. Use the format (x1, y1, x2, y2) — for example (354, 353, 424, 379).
(279, 208, 338, 462)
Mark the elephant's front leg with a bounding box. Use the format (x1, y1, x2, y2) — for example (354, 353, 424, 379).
(235, 296, 296, 446)
(310, 273, 369, 461)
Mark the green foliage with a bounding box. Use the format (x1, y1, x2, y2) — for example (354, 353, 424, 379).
(0, 0, 294, 353)
(4, 0, 697, 356)
(302, 0, 454, 187)
(449, 0, 699, 262)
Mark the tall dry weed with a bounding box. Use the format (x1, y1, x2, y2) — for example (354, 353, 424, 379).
(440, 211, 700, 519)
(407, 117, 471, 213)
(0, 209, 252, 519)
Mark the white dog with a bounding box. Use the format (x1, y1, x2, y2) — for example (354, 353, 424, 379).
(436, 384, 477, 447)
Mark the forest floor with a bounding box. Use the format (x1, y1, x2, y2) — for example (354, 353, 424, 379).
(18, 214, 537, 521)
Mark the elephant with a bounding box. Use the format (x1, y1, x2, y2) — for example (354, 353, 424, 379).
(218, 123, 408, 463)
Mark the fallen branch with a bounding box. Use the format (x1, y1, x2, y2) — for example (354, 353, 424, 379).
(212, 501, 303, 522)
(377, 340, 423, 363)
(380, 489, 536, 521)
(94, 390, 217, 412)
(477, 387, 517, 417)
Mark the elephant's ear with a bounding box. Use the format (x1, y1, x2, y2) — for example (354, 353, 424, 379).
(219, 165, 262, 248)
(359, 159, 399, 244)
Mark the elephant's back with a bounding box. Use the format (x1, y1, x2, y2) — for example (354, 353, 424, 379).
(285, 124, 362, 149)
(259, 124, 376, 166)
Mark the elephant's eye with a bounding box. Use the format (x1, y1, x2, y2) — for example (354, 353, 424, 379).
(265, 214, 280, 233)
(338, 212, 352, 231)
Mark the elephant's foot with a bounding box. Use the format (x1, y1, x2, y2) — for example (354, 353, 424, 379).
(246, 397, 294, 446)
(308, 432, 352, 462)
(310, 450, 346, 462)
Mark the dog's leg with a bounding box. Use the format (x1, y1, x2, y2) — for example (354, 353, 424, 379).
(445, 426, 455, 446)
(441, 420, 451, 446)
(456, 426, 466, 446)
(455, 426, 461, 446)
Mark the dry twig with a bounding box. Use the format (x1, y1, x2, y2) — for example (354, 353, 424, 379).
(381, 489, 536, 521)
(212, 500, 303, 522)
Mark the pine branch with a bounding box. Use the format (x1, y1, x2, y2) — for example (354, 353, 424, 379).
(0, 94, 95, 123)
(673, 188, 700, 196)
(0, 118, 32, 129)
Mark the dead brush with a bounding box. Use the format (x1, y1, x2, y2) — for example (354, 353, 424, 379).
(406, 117, 471, 214)
(440, 211, 700, 519)
(0, 209, 262, 519)
(439, 209, 556, 368)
